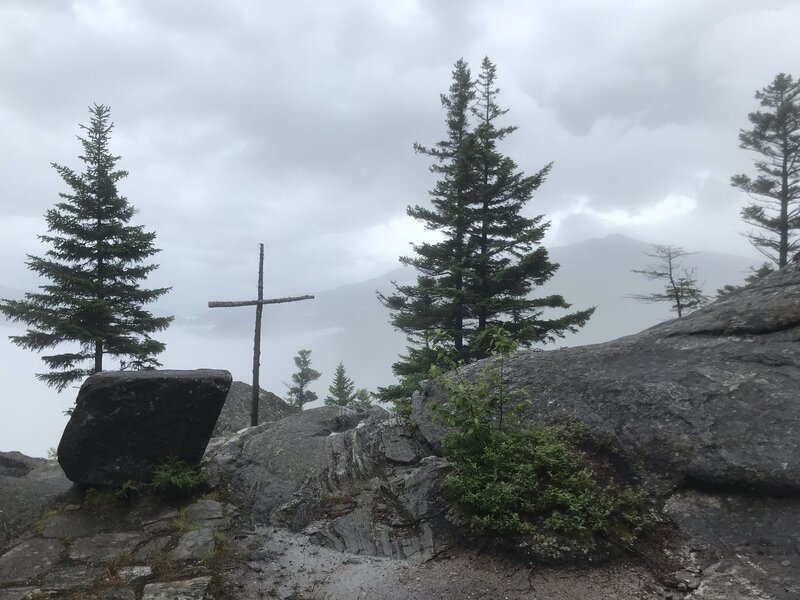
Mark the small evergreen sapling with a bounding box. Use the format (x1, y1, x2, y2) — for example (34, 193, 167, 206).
(353, 388, 373, 408)
(151, 457, 207, 500)
(428, 326, 653, 558)
(286, 349, 321, 409)
(325, 362, 374, 409)
(325, 362, 356, 406)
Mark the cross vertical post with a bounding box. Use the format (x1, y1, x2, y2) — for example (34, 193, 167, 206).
(251, 243, 265, 426)
(208, 244, 314, 430)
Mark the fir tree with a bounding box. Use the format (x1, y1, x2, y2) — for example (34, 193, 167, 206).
(378, 277, 445, 402)
(465, 57, 593, 358)
(325, 362, 356, 406)
(630, 245, 709, 318)
(732, 73, 800, 267)
(0, 104, 172, 391)
(378, 58, 593, 403)
(286, 349, 321, 409)
(378, 59, 476, 401)
(353, 388, 373, 409)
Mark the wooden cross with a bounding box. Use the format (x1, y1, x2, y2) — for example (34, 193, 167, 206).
(208, 243, 314, 426)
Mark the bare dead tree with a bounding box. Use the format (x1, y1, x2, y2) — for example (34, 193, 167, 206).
(630, 245, 709, 318)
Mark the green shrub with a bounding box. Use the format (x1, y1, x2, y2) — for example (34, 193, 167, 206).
(114, 480, 146, 502)
(151, 457, 207, 499)
(428, 326, 654, 558)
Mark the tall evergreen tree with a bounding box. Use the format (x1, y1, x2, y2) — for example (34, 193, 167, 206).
(378, 59, 476, 401)
(286, 349, 321, 409)
(732, 73, 800, 267)
(379, 58, 593, 403)
(325, 362, 356, 406)
(0, 104, 172, 391)
(465, 57, 593, 358)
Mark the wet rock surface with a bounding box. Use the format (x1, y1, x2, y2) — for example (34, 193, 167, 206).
(0, 492, 234, 599)
(69, 532, 147, 563)
(0, 538, 64, 585)
(58, 369, 232, 486)
(226, 526, 661, 600)
(0, 452, 73, 548)
(212, 380, 298, 438)
(205, 404, 449, 561)
(141, 576, 212, 600)
(3, 263, 800, 598)
(663, 491, 800, 599)
(414, 261, 800, 493)
(2, 404, 800, 598)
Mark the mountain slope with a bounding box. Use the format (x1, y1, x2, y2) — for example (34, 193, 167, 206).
(166, 234, 758, 397)
(0, 235, 760, 457)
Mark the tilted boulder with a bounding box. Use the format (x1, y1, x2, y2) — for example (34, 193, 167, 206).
(413, 259, 800, 493)
(58, 369, 232, 486)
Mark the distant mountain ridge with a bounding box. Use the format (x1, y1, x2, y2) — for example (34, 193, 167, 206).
(0, 234, 761, 457)
(167, 234, 758, 398)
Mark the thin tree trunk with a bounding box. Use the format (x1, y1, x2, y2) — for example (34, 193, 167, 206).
(780, 144, 790, 268)
(477, 86, 492, 336)
(95, 217, 104, 373)
(95, 340, 103, 372)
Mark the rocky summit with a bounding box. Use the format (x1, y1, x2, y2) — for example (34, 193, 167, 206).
(415, 258, 800, 494)
(58, 369, 232, 486)
(1, 262, 799, 599)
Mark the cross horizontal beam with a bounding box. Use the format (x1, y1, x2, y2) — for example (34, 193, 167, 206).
(208, 294, 314, 309)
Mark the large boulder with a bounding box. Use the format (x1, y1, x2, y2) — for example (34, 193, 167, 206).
(204, 405, 445, 559)
(413, 259, 800, 493)
(208, 406, 384, 528)
(58, 369, 232, 486)
(212, 380, 298, 438)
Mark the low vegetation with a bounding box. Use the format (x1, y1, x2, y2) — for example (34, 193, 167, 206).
(428, 326, 655, 558)
(151, 457, 208, 499)
(80, 457, 208, 510)
(172, 506, 199, 532)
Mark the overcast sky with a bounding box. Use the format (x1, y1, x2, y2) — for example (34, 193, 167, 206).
(2, 0, 799, 456)
(2, 0, 797, 316)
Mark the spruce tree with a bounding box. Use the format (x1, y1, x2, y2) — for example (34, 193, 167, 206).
(353, 388, 373, 408)
(465, 57, 593, 358)
(731, 73, 800, 267)
(0, 104, 172, 391)
(286, 349, 321, 409)
(325, 362, 356, 406)
(378, 59, 476, 401)
(379, 58, 593, 403)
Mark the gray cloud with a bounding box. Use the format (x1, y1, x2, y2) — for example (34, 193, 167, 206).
(4, 0, 800, 456)
(1, 0, 797, 316)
